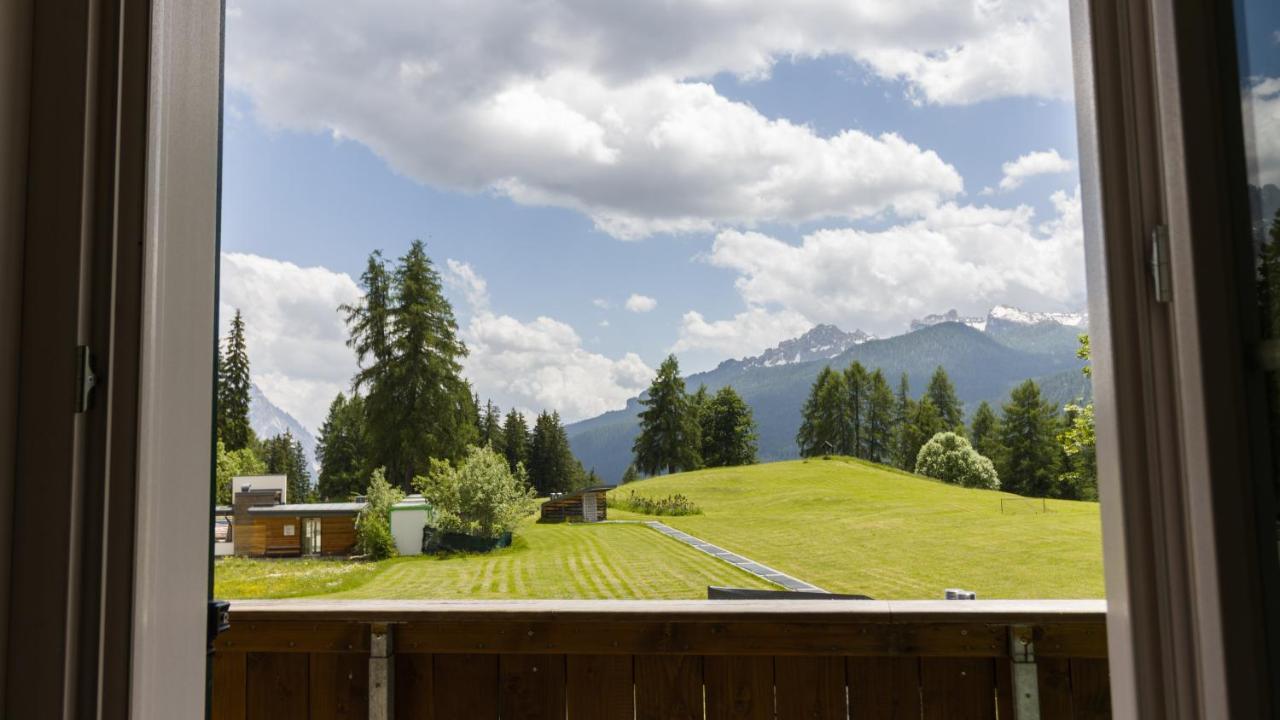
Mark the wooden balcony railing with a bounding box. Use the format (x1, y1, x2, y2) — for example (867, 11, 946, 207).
(211, 599, 1109, 719)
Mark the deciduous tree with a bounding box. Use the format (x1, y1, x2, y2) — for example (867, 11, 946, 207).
(700, 386, 758, 467)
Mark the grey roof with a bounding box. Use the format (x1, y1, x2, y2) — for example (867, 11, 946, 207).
(248, 502, 366, 517)
(215, 505, 233, 514)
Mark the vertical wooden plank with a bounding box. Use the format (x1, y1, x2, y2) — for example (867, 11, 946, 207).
(310, 653, 369, 720)
(705, 656, 773, 720)
(246, 652, 309, 720)
(432, 654, 498, 719)
(635, 655, 703, 720)
(920, 658, 995, 720)
(993, 659, 1015, 720)
(211, 651, 246, 720)
(1069, 659, 1112, 719)
(1037, 657, 1074, 720)
(499, 654, 567, 720)
(567, 654, 634, 720)
(775, 656, 846, 720)
(395, 653, 434, 720)
(848, 656, 921, 720)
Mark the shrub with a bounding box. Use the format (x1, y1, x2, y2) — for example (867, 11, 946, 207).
(915, 432, 1000, 489)
(612, 491, 701, 516)
(355, 468, 402, 560)
(415, 445, 537, 539)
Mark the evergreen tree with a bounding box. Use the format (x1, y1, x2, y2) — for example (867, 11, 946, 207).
(316, 392, 369, 500)
(216, 309, 255, 450)
(903, 397, 946, 470)
(263, 430, 310, 502)
(891, 373, 916, 470)
(969, 401, 1001, 461)
(632, 355, 702, 475)
(863, 370, 896, 464)
(528, 411, 581, 495)
(690, 384, 711, 466)
(997, 379, 1061, 497)
(797, 366, 851, 457)
(501, 409, 530, 476)
(620, 464, 640, 484)
(844, 362, 869, 457)
(478, 400, 506, 454)
(926, 366, 964, 433)
(344, 242, 477, 489)
(1056, 335, 1097, 500)
(700, 386, 758, 467)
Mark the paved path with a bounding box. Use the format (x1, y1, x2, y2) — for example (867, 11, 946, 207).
(642, 520, 827, 593)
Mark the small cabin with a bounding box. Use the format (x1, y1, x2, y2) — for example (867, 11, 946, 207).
(539, 486, 610, 523)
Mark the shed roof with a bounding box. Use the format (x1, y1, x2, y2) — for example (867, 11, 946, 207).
(248, 502, 366, 517)
(541, 486, 612, 507)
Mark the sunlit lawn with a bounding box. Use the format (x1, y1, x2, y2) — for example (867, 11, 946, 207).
(609, 457, 1104, 600)
(215, 520, 772, 600)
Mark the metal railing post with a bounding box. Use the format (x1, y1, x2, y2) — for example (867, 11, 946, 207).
(1010, 625, 1040, 719)
(370, 623, 394, 720)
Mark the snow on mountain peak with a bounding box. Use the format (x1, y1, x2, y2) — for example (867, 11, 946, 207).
(733, 324, 875, 370)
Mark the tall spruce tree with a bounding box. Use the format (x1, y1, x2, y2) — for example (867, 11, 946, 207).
(528, 411, 580, 495)
(632, 355, 702, 475)
(216, 309, 255, 450)
(903, 397, 946, 470)
(264, 430, 310, 502)
(344, 242, 476, 489)
(502, 409, 530, 475)
(891, 373, 916, 469)
(479, 400, 506, 454)
(926, 366, 964, 433)
(316, 392, 368, 500)
(969, 401, 1001, 461)
(863, 370, 896, 464)
(797, 366, 851, 457)
(700, 386, 758, 467)
(844, 362, 869, 458)
(997, 379, 1061, 497)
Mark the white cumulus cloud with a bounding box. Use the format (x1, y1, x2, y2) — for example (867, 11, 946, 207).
(225, 0, 1072, 238)
(218, 253, 362, 431)
(1244, 77, 1280, 188)
(998, 149, 1074, 191)
(673, 308, 813, 359)
(625, 294, 658, 313)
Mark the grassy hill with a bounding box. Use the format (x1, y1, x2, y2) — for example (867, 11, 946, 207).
(568, 323, 1087, 482)
(608, 458, 1104, 599)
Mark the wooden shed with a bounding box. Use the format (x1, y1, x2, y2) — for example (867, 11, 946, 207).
(539, 486, 610, 523)
(232, 501, 364, 557)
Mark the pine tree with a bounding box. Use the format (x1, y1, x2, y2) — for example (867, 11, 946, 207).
(216, 309, 255, 450)
(700, 386, 758, 467)
(904, 397, 946, 469)
(502, 409, 530, 476)
(926, 366, 964, 433)
(620, 464, 640, 484)
(997, 379, 1061, 497)
(528, 411, 581, 495)
(478, 400, 506, 454)
(891, 373, 916, 469)
(969, 401, 1001, 461)
(797, 366, 851, 457)
(863, 370, 896, 464)
(344, 242, 477, 489)
(844, 362, 869, 458)
(263, 430, 310, 502)
(632, 355, 702, 475)
(316, 392, 369, 500)
(690, 384, 710, 464)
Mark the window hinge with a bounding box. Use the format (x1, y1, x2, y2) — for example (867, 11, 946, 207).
(75, 345, 98, 413)
(1151, 224, 1172, 304)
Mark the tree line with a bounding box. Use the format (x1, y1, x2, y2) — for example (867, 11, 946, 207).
(796, 346, 1096, 500)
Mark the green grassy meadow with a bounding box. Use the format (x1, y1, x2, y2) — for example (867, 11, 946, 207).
(214, 457, 1104, 600)
(609, 457, 1104, 599)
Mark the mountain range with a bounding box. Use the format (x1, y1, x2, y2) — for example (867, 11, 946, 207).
(249, 384, 319, 474)
(566, 306, 1090, 483)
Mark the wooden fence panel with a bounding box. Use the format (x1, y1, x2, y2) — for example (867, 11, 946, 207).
(705, 656, 773, 720)
(246, 652, 309, 720)
(499, 653, 567, 720)
(919, 658, 995, 720)
(395, 653, 434, 720)
(635, 655, 703, 720)
(1038, 657, 1075, 720)
(1070, 659, 1112, 719)
(308, 653, 367, 720)
(774, 656, 846, 720)
(848, 656, 921, 719)
(211, 651, 246, 720)
(566, 654, 634, 720)
(432, 653, 498, 719)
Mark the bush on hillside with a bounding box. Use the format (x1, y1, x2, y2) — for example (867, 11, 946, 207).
(415, 445, 537, 540)
(915, 432, 1000, 489)
(612, 491, 701, 516)
(356, 468, 403, 560)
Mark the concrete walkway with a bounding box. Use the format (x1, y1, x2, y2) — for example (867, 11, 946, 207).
(642, 520, 828, 593)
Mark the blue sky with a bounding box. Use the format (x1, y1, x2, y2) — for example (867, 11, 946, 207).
(220, 1, 1088, 431)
